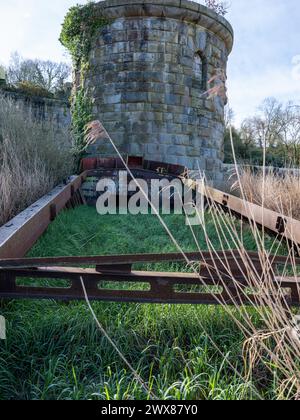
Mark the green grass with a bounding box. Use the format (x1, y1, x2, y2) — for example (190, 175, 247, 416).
(0, 206, 284, 400)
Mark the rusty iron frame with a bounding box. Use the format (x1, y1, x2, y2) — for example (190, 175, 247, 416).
(81, 156, 185, 176)
(1, 165, 300, 306)
(0, 172, 88, 259)
(0, 251, 299, 306)
(1, 249, 300, 269)
(184, 179, 300, 249)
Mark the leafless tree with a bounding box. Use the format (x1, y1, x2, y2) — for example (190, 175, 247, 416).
(240, 98, 300, 163)
(242, 98, 284, 149)
(6, 52, 71, 93)
(258, 98, 285, 148)
(240, 118, 257, 150)
(278, 104, 300, 161)
(205, 0, 230, 16)
(224, 107, 234, 128)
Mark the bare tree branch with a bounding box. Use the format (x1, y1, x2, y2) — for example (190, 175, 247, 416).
(205, 0, 230, 16)
(6, 52, 71, 93)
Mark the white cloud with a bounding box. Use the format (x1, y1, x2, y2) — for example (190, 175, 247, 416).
(229, 63, 300, 125)
(0, 0, 86, 64)
(292, 55, 300, 82)
(227, 0, 300, 124)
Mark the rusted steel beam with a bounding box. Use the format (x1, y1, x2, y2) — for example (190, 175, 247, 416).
(0, 172, 88, 259)
(0, 265, 299, 306)
(184, 179, 300, 247)
(1, 250, 298, 269)
(81, 156, 185, 176)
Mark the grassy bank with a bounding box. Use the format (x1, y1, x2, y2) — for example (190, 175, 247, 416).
(0, 206, 286, 400)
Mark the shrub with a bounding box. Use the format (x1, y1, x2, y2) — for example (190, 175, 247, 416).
(59, 3, 110, 66)
(0, 96, 74, 226)
(17, 81, 54, 99)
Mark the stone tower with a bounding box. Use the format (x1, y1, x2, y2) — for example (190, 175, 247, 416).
(80, 0, 233, 181)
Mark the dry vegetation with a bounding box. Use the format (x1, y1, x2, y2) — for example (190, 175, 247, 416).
(233, 168, 300, 220)
(82, 120, 300, 399)
(0, 96, 74, 226)
(199, 192, 300, 399)
(1, 111, 300, 398)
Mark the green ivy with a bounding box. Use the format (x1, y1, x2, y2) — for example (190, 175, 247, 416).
(60, 2, 111, 163)
(71, 87, 93, 160)
(59, 2, 111, 66)
(60, 2, 112, 164)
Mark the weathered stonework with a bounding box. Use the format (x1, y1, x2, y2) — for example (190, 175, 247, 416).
(83, 0, 233, 181)
(0, 90, 71, 130)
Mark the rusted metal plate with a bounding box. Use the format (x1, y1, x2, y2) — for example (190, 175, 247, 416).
(0, 173, 88, 259)
(81, 156, 185, 176)
(0, 265, 299, 306)
(80, 157, 98, 170)
(184, 179, 300, 247)
(127, 156, 144, 169)
(0, 251, 299, 306)
(1, 249, 293, 269)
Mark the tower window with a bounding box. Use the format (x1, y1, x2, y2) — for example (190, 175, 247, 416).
(194, 52, 207, 91)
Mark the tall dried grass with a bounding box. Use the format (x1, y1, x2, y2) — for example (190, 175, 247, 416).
(233, 168, 300, 220)
(196, 192, 300, 399)
(0, 96, 74, 226)
(70, 65, 300, 400)
(84, 119, 300, 399)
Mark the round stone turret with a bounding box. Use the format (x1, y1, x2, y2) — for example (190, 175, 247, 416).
(80, 0, 234, 180)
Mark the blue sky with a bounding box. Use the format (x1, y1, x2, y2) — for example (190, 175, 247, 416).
(0, 0, 299, 125)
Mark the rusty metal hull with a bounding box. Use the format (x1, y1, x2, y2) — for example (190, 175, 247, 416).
(81, 156, 185, 176)
(1, 168, 300, 307)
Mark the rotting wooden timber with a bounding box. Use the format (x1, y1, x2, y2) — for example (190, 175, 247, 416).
(0, 172, 87, 259)
(184, 179, 300, 248)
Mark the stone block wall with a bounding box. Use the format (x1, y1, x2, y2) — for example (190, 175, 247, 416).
(0, 89, 71, 130)
(83, 0, 233, 182)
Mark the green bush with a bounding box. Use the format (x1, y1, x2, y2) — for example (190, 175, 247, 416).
(17, 81, 54, 99)
(60, 3, 111, 66)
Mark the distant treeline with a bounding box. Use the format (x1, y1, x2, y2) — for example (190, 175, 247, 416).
(225, 98, 300, 167)
(0, 52, 71, 100)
